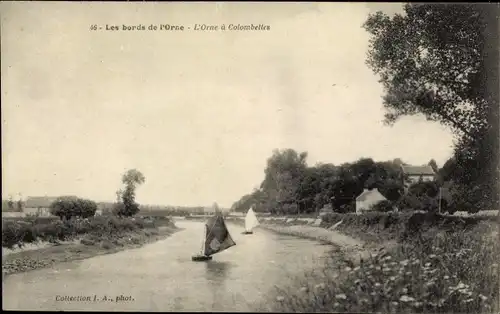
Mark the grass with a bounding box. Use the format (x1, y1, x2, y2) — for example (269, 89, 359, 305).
(2, 215, 180, 276)
(1, 215, 176, 249)
(258, 210, 499, 313)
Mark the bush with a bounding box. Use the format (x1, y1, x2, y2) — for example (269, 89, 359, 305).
(396, 194, 420, 211)
(371, 200, 394, 212)
(408, 181, 439, 198)
(2, 220, 33, 248)
(49, 196, 97, 220)
(319, 211, 495, 245)
(112, 201, 140, 217)
(2, 215, 173, 248)
(396, 194, 439, 213)
(337, 203, 355, 213)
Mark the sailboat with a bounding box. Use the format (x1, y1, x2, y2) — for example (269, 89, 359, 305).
(192, 203, 236, 262)
(242, 206, 259, 235)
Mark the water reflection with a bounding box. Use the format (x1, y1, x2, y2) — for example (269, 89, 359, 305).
(205, 260, 233, 311)
(204, 260, 232, 283)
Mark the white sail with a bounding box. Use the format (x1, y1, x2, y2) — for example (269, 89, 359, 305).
(244, 207, 259, 232)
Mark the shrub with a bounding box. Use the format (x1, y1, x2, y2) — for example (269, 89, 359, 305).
(396, 193, 439, 213)
(2, 215, 173, 248)
(396, 194, 421, 211)
(408, 181, 439, 198)
(113, 189, 140, 217)
(49, 196, 97, 220)
(2, 220, 32, 248)
(337, 203, 355, 213)
(371, 200, 394, 212)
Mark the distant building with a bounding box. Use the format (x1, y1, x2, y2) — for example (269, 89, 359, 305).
(355, 188, 388, 215)
(203, 203, 230, 215)
(400, 165, 436, 188)
(24, 196, 59, 217)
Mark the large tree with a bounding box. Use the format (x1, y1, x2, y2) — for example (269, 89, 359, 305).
(114, 169, 146, 217)
(364, 4, 499, 209)
(260, 149, 308, 214)
(364, 4, 486, 137)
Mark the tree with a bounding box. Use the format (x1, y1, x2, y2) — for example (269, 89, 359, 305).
(364, 4, 499, 210)
(297, 164, 338, 214)
(114, 169, 146, 217)
(364, 4, 486, 138)
(428, 159, 439, 174)
(260, 149, 308, 214)
(50, 196, 97, 220)
(408, 181, 439, 198)
(115, 189, 122, 203)
(16, 194, 23, 212)
(7, 195, 14, 211)
(371, 200, 394, 213)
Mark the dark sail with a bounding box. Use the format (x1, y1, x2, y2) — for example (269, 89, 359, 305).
(203, 211, 236, 256)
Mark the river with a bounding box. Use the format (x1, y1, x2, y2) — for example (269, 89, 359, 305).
(2, 220, 333, 311)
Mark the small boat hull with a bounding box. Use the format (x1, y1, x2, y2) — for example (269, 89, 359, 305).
(242, 231, 253, 235)
(192, 255, 212, 262)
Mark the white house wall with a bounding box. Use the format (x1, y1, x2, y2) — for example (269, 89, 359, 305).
(355, 192, 387, 214)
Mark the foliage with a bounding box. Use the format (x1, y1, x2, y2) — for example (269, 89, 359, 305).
(408, 181, 439, 198)
(7, 196, 14, 211)
(371, 200, 394, 213)
(114, 169, 146, 217)
(364, 4, 485, 136)
(1, 215, 173, 249)
(16, 199, 23, 212)
(49, 196, 97, 220)
(319, 211, 498, 244)
(338, 203, 355, 214)
(231, 149, 407, 216)
(396, 192, 440, 213)
(265, 215, 499, 313)
(364, 3, 498, 211)
(232, 147, 493, 217)
(259, 149, 308, 214)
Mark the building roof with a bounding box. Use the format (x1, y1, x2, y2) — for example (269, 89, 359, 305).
(401, 165, 436, 176)
(24, 196, 77, 208)
(356, 188, 387, 202)
(24, 196, 59, 208)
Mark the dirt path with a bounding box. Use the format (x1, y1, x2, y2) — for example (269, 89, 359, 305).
(258, 223, 386, 264)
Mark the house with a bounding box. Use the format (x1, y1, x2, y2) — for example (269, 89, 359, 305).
(23, 196, 60, 217)
(400, 165, 436, 188)
(355, 188, 388, 215)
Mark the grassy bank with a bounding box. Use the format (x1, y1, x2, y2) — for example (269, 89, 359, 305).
(2, 215, 180, 276)
(258, 211, 499, 313)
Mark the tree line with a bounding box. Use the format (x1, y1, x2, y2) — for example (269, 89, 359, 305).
(232, 4, 499, 215)
(231, 150, 460, 215)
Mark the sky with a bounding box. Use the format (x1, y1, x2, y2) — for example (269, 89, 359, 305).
(1, 2, 455, 207)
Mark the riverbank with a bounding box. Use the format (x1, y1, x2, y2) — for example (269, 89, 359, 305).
(254, 211, 499, 313)
(226, 216, 390, 266)
(2, 217, 180, 278)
